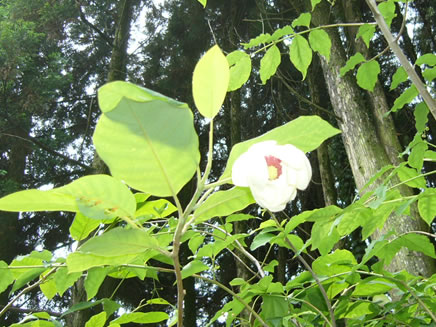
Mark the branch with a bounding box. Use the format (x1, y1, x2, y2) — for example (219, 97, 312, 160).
(365, 0, 436, 120)
(75, 0, 114, 48)
(0, 305, 62, 318)
(1, 133, 91, 170)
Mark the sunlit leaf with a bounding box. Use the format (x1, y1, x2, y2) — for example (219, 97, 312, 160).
(418, 189, 436, 225)
(181, 260, 209, 279)
(340, 52, 365, 76)
(85, 312, 107, 327)
(309, 29, 331, 62)
(289, 35, 312, 80)
(292, 13, 311, 28)
(391, 85, 418, 112)
(390, 66, 408, 90)
(192, 45, 229, 118)
(356, 60, 380, 91)
(95, 82, 200, 197)
(260, 44, 281, 84)
(227, 50, 251, 91)
(356, 23, 376, 48)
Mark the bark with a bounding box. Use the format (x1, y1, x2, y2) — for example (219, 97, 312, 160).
(310, 0, 436, 277)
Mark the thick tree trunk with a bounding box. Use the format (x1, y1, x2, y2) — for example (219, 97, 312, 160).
(311, 1, 435, 276)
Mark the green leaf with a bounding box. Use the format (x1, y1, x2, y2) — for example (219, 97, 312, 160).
(95, 82, 199, 197)
(227, 50, 251, 91)
(341, 302, 374, 319)
(340, 52, 365, 76)
(261, 295, 289, 327)
(192, 45, 229, 118)
(260, 44, 281, 84)
(270, 25, 294, 41)
(292, 13, 311, 28)
(0, 175, 136, 222)
(311, 219, 341, 255)
(85, 312, 107, 327)
(188, 234, 205, 254)
(311, 0, 322, 11)
(242, 33, 272, 49)
(220, 115, 340, 181)
(408, 141, 427, 170)
(352, 277, 395, 296)
(251, 231, 275, 251)
(40, 274, 57, 300)
(181, 260, 209, 279)
(356, 23, 376, 48)
(135, 199, 177, 220)
(390, 66, 408, 90)
(391, 85, 418, 112)
(378, 0, 396, 27)
(423, 66, 436, 82)
(418, 189, 436, 225)
(111, 312, 169, 324)
(356, 60, 380, 91)
(312, 249, 357, 276)
(194, 187, 255, 223)
(309, 29, 331, 62)
(396, 165, 426, 188)
(414, 102, 429, 134)
(85, 267, 109, 300)
(69, 212, 107, 242)
(415, 53, 436, 66)
(66, 252, 140, 273)
(78, 227, 165, 257)
(0, 261, 14, 293)
(53, 267, 81, 296)
(289, 35, 312, 80)
(10, 251, 52, 292)
(197, 0, 206, 8)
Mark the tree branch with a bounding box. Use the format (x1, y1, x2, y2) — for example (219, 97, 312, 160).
(365, 0, 436, 120)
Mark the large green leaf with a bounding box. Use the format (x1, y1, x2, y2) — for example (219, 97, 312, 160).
(94, 82, 199, 197)
(289, 35, 312, 80)
(111, 312, 169, 324)
(220, 115, 340, 181)
(194, 187, 255, 223)
(0, 261, 14, 293)
(78, 227, 165, 257)
(192, 45, 229, 118)
(0, 175, 136, 221)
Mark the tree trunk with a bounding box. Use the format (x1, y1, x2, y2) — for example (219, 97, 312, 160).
(310, 0, 436, 276)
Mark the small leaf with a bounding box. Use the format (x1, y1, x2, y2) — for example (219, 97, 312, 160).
(270, 25, 294, 41)
(251, 231, 275, 251)
(311, 0, 322, 11)
(110, 312, 169, 324)
(418, 189, 436, 226)
(197, 0, 206, 8)
(242, 33, 272, 49)
(378, 0, 396, 27)
(0, 261, 14, 293)
(340, 52, 365, 76)
(188, 234, 205, 254)
(292, 13, 311, 28)
(69, 212, 106, 242)
(85, 312, 107, 327)
(408, 141, 427, 170)
(192, 45, 229, 118)
(227, 50, 251, 91)
(415, 53, 436, 66)
(391, 85, 418, 112)
(85, 267, 109, 300)
(289, 35, 312, 80)
(356, 60, 380, 91)
(54, 267, 81, 296)
(356, 23, 376, 48)
(312, 249, 357, 276)
(309, 29, 331, 62)
(260, 44, 281, 84)
(396, 165, 426, 188)
(181, 260, 209, 279)
(390, 66, 408, 90)
(423, 66, 436, 82)
(194, 187, 255, 223)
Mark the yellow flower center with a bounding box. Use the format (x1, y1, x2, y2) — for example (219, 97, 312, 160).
(265, 155, 282, 181)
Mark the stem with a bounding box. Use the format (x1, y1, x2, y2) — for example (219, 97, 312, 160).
(365, 0, 436, 120)
(270, 213, 337, 327)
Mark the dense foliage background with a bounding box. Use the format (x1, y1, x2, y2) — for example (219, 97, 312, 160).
(0, 0, 435, 326)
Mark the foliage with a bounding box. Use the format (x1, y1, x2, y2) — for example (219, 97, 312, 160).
(0, 0, 435, 326)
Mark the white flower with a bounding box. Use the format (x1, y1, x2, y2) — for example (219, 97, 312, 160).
(232, 140, 312, 212)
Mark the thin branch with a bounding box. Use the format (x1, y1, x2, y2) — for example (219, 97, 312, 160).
(75, 0, 114, 48)
(1, 133, 90, 170)
(365, 0, 436, 120)
(0, 305, 62, 318)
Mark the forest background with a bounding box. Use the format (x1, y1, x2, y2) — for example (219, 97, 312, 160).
(0, 0, 435, 326)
